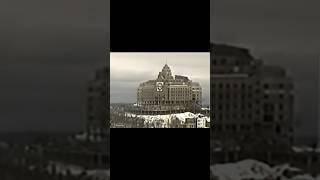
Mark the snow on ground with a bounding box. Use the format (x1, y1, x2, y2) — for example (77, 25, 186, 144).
(126, 112, 210, 127)
(46, 161, 110, 179)
(211, 159, 320, 180)
(292, 145, 320, 154)
(47, 161, 84, 176)
(292, 146, 314, 153)
(87, 169, 110, 180)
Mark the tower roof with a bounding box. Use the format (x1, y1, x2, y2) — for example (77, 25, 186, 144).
(162, 63, 171, 71)
(158, 63, 173, 80)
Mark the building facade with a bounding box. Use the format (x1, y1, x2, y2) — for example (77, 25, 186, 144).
(87, 67, 109, 143)
(211, 44, 294, 151)
(137, 64, 202, 112)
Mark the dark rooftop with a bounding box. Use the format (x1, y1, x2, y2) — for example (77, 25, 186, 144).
(210, 43, 254, 59)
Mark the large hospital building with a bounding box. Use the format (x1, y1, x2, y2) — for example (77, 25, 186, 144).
(211, 43, 294, 150)
(137, 64, 202, 112)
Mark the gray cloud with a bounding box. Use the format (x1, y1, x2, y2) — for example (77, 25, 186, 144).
(0, 0, 109, 132)
(211, 0, 320, 55)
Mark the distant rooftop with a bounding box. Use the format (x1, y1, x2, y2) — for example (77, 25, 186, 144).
(210, 43, 254, 59)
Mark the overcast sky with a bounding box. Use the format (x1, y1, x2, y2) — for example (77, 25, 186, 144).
(0, 0, 109, 132)
(211, 0, 320, 140)
(110, 53, 210, 105)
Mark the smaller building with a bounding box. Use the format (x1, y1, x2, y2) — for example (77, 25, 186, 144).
(184, 118, 197, 128)
(87, 67, 109, 142)
(197, 116, 210, 128)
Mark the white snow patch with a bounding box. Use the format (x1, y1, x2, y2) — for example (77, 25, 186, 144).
(46, 161, 84, 176)
(126, 112, 210, 127)
(46, 162, 110, 179)
(292, 146, 314, 153)
(211, 159, 308, 180)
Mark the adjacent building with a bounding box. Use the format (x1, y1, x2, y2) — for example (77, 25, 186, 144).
(211, 44, 294, 150)
(87, 67, 109, 143)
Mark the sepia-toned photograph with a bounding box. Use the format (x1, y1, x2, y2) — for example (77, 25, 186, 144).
(110, 53, 210, 128)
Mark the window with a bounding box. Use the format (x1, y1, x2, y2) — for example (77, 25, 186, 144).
(264, 104, 275, 111)
(212, 60, 217, 65)
(232, 113, 237, 118)
(221, 58, 227, 65)
(279, 104, 284, 110)
(279, 115, 283, 120)
(241, 94, 245, 99)
(264, 115, 274, 122)
(276, 125, 281, 134)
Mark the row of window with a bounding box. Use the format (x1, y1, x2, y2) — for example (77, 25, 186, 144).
(213, 103, 285, 110)
(212, 94, 254, 99)
(213, 113, 286, 121)
(138, 100, 198, 104)
(213, 124, 286, 134)
(215, 113, 254, 119)
(212, 83, 252, 89)
(213, 124, 252, 131)
(213, 89, 262, 94)
(211, 58, 251, 66)
(212, 83, 288, 90)
(212, 93, 287, 100)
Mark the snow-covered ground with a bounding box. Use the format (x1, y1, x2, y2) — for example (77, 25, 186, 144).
(211, 159, 320, 180)
(292, 145, 319, 153)
(46, 161, 110, 179)
(126, 112, 210, 128)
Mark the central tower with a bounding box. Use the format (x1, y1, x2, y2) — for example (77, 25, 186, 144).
(158, 64, 174, 80)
